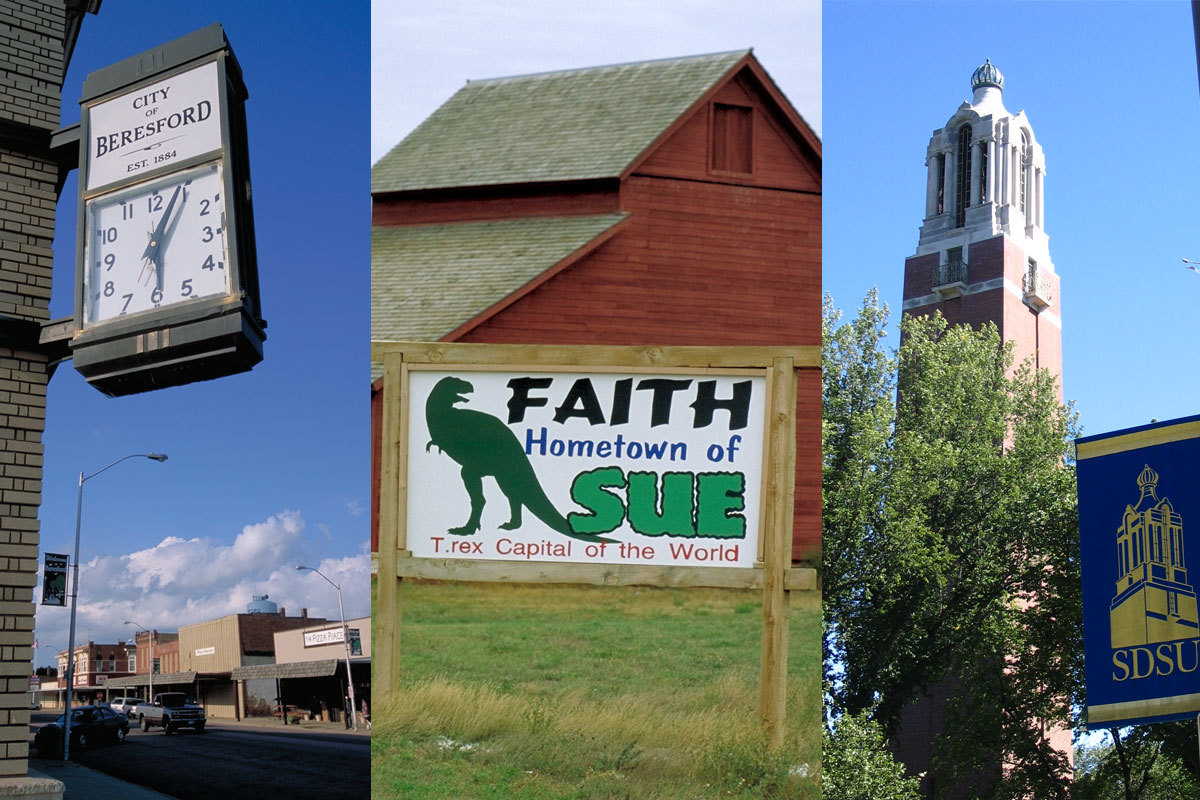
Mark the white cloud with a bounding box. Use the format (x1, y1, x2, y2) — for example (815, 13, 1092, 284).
(32, 511, 370, 667)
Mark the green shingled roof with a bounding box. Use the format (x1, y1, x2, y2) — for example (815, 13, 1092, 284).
(371, 213, 629, 378)
(372, 50, 750, 194)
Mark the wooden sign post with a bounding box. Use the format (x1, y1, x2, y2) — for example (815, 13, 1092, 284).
(372, 341, 816, 748)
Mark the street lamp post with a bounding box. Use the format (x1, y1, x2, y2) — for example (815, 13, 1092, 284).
(296, 565, 358, 731)
(62, 453, 166, 760)
(124, 621, 154, 703)
(36, 642, 61, 711)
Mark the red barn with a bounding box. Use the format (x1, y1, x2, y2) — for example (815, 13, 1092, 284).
(371, 49, 821, 563)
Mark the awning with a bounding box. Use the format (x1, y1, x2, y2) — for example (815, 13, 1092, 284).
(105, 671, 198, 689)
(230, 660, 341, 681)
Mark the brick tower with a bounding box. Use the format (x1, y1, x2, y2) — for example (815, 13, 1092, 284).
(902, 59, 1061, 394)
(895, 61, 1069, 797)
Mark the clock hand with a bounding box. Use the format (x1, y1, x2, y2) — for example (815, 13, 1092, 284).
(141, 184, 184, 291)
(137, 230, 156, 287)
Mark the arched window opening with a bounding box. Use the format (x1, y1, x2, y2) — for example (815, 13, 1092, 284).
(1019, 131, 1029, 215)
(936, 153, 945, 215)
(955, 124, 971, 228)
(978, 142, 988, 204)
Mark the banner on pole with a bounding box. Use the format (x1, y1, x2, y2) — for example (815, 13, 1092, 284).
(1077, 415, 1200, 728)
(41, 553, 67, 607)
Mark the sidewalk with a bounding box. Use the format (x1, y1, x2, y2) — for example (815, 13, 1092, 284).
(203, 714, 371, 736)
(29, 759, 175, 800)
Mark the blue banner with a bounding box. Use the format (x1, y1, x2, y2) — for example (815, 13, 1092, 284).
(1077, 414, 1200, 729)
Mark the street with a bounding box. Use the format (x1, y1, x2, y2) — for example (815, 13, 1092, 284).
(29, 713, 370, 800)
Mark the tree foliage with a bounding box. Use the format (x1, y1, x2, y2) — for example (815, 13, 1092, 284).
(1074, 726, 1200, 800)
(822, 292, 1082, 799)
(823, 708, 923, 800)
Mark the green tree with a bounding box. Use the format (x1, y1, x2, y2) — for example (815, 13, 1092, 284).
(824, 708, 923, 800)
(822, 292, 1082, 799)
(1074, 725, 1200, 800)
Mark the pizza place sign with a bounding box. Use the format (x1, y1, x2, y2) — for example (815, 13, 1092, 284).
(406, 369, 767, 567)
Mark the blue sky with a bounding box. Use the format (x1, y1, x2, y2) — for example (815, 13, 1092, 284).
(33, 1, 369, 667)
(824, 1, 1200, 439)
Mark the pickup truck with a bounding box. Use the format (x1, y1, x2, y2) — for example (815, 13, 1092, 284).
(137, 692, 206, 734)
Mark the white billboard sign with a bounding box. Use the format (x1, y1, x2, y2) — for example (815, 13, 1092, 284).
(406, 369, 766, 567)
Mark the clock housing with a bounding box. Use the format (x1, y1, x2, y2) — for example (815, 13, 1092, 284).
(71, 24, 264, 397)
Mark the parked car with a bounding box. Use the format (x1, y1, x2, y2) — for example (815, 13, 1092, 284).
(109, 697, 140, 716)
(137, 692, 205, 734)
(34, 706, 129, 757)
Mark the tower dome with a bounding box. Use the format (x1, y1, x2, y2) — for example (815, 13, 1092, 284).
(971, 59, 1004, 92)
(1137, 464, 1158, 489)
(1135, 464, 1161, 506)
(1137, 464, 1159, 490)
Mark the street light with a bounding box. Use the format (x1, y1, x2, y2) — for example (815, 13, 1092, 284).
(296, 565, 358, 731)
(34, 640, 61, 711)
(124, 621, 153, 703)
(62, 453, 166, 760)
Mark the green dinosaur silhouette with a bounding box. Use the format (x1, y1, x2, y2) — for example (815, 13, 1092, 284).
(425, 376, 615, 543)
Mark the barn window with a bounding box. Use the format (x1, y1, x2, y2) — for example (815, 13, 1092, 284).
(712, 103, 753, 174)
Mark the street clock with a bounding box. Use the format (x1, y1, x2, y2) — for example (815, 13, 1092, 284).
(72, 24, 265, 396)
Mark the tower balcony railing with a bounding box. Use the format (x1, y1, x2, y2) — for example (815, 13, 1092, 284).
(1023, 267, 1053, 310)
(933, 258, 967, 298)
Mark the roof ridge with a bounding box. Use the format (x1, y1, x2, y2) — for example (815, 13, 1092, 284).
(372, 47, 763, 194)
(466, 48, 751, 85)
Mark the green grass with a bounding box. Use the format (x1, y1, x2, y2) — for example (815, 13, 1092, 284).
(372, 581, 820, 799)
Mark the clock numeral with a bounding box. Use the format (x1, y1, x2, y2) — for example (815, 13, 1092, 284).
(121, 203, 134, 221)
(101, 227, 118, 244)
(103, 281, 114, 298)
(148, 194, 163, 213)
(201, 226, 215, 243)
(150, 288, 163, 305)
(202, 255, 216, 271)
(103, 253, 115, 272)
(180, 279, 193, 297)
(121, 294, 133, 313)
(199, 199, 210, 217)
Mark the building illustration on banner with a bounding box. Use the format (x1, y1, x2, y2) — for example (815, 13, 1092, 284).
(1110, 464, 1199, 649)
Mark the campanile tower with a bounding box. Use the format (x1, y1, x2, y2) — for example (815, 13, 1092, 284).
(895, 61, 1069, 797)
(902, 60, 1061, 394)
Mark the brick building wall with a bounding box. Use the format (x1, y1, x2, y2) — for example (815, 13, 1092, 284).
(904, 234, 1062, 399)
(0, 0, 64, 777)
(458, 174, 821, 561)
(134, 631, 181, 676)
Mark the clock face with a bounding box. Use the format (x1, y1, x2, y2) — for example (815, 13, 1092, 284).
(83, 162, 231, 326)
